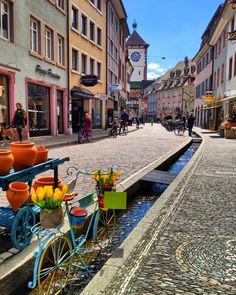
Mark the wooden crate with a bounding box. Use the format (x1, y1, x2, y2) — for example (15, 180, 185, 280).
(225, 128, 236, 139)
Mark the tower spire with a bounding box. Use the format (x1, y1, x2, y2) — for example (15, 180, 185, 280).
(132, 19, 137, 31)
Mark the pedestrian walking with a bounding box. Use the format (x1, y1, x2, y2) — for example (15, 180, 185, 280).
(11, 102, 27, 141)
(119, 109, 129, 135)
(182, 116, 186, 129)
(84, 112, 92, 138)
(187, 113, 195, 137)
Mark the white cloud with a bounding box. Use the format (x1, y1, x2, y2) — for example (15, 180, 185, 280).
(147, 63, 165, 73)
(147, 71, 161, 80)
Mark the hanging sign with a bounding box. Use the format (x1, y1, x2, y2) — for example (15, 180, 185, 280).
(108, 84, 122, 92)
(227, 31, 236, 40)
(81, 75, 98, 86)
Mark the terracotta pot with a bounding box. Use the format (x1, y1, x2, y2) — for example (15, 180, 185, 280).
(40, 206, 64, 228)
(34, 147, 49, 165)
(33, 176, 63, 191)
(6, 182, 30, 212)
(0, 150, 14, 176)
(96, 184, 114, 208)
(11, 142, 37, 171)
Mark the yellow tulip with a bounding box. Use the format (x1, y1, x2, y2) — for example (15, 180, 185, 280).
(36, 187, 44, 194)
(62, 185, 68, 194)
(31, 193, 37, 202)
(37, 192, 45, 201)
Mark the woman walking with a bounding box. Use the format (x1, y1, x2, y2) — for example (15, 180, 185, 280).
(11, 102, 27, 141)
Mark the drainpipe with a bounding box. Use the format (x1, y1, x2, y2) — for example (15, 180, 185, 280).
(67, 1, 72, 135)
(105, 0, 110, 130)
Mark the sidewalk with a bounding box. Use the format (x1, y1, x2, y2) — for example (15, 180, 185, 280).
(0, 125, 138, 149)
(81, 128, 236, 295)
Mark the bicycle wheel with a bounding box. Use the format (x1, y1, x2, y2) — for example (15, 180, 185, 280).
(93, 209, 117, 248)
(86, 130, 92, 142)
(38, 235, 73, 295)
(78, 130, 84, 143)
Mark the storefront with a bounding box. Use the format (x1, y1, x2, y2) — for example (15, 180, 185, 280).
(70, 86, 95, 132)
(91, 97, 102, 129)
(26, 79, 67, 137)
(201, 103, 223, 131)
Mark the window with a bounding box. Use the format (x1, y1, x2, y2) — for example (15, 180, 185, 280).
(97, 62, 101, 80)
(45, 27, 53, 59)
(57, 35, 64, 65)
(81, 54, 87, 74)
(231, 17, 235, 32)
(234, 53, 236, 77)
(90, 21, 95, 41)
(81, 14, 87, 36)
(229, 57, 233, 80)
(0, 0, 10, 40)
(217, 67, 220, 87)
(223, 30, 226, 48)
(215, 43, 217, 59)
(206, 52, 209, 64)
(90, 0, 95, 5)
(90, 58, 94, 74)
(57, 0, 64, 10)
(30, 18, 40, 53)
(214, 72, 216, 89)
(97, 0, 101, 11)
(97, 27, 102, 46)
(221, 63, 224, 83)
(72, 48, 78, 71)
(71, 6, 78, 30)
(218, 37, 221, 55)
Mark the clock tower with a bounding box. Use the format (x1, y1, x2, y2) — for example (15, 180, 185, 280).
(126, 20, 149, 82)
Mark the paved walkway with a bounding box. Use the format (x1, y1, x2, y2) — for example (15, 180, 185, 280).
(81, 128, 236, 295)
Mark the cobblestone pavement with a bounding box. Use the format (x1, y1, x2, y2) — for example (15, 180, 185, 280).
(0, 124, 187, 259)
(99, 130, 236, 295)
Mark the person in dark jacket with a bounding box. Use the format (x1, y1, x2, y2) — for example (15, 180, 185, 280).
(119, 110, 129, 134)
(11, 102, 27, 141)
(187, 113, 195, 136)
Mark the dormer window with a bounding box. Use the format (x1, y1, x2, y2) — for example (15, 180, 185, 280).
(191, 65, 196, 74)
(176, 70, 181, 77)
(170, 71, 175, 78)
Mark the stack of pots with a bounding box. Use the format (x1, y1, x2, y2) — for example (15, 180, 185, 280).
(0, 142, 49, 176)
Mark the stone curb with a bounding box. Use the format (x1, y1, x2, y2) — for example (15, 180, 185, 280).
(80, 133, 206, 295)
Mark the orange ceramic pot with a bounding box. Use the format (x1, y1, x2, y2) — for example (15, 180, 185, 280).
(0, 150, 14, 176)
(11, 142, 37, 171)
(34, 146, 49, 165)
(33, 176, 63, 191)
(6, 182, 30, 212)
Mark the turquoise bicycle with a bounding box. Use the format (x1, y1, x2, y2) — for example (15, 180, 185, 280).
(28, 171, 117, 294)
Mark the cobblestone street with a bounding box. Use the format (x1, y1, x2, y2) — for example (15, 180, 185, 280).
(85, 130, 236, 295)
(45, 124, 187, 196)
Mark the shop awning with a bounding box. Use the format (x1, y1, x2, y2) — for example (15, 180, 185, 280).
(71, 86, 94, 99)
(201, 105, 222, 111)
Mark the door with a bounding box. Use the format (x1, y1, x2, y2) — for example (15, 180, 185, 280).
(57, 90, 64, 134)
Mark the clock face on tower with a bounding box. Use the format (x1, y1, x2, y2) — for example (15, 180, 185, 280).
(131, 51, 141, 62)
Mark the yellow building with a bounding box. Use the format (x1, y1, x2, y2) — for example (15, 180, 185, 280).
(69, 0, 107, 131)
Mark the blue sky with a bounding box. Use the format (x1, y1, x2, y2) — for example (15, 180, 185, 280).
(123, 0, 224, 79)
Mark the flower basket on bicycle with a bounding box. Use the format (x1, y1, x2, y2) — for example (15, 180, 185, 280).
(93, 169, 126, 209)
(31, 185, 68, 228)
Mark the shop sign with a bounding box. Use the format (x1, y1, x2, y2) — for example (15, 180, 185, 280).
(35, 65, 61, 79)
(227, 30, 236, 40)
(204, 96, 215, 103)
(81, 75, 98, 86)
(108, 84, 122, 92)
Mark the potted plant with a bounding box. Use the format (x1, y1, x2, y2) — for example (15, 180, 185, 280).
(31, 185, 68, 228)
(92, 168, 121, 208)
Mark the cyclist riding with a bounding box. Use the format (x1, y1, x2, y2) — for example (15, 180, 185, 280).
(108, 117, 119, 137)
(119, 109, 129, 135)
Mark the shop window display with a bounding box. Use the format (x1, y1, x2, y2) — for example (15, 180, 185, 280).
(28, 83, 50, 136)
(0, 75, 9, 127)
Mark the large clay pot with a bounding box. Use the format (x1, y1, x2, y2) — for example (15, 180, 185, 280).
(33, 176, 63, 191)
(6, 182, 30, 212)
(11, 142, 37, 171)
(34, 146, 49, 165)
(0, 150, 14, 176)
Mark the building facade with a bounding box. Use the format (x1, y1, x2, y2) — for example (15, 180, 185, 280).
(106, 0, 129, 126)
(0, 0, 68, 138)
(69, 0, 107, 131)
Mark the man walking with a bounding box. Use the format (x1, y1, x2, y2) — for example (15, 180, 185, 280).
(119, 109, 129, 135)
(187, 113, 195, 137)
